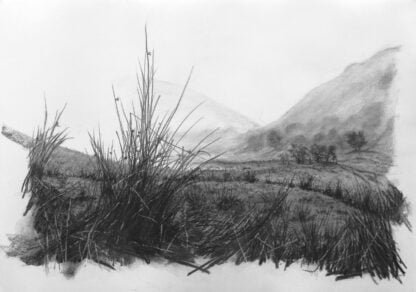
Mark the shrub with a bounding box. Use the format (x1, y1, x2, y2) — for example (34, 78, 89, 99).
(242, 170, 258, 183)
(310, 144, 337, 163)
(346, 131, 367, 151)
(288, 144, 311, 164)
(310, 144, 327, 163)
(298, 174, 315, 191)
(222, 171, 232, 182)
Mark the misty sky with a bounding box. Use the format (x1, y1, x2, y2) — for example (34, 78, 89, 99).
(0, 0, 415, 129)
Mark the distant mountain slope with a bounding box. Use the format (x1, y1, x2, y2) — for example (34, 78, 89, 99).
(153, 81, 259, 133)
(113, 79, 259, 151)
(235, 47, 400, 160)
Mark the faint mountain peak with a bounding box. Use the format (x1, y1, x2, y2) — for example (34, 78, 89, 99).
(113, 76, 259, 152)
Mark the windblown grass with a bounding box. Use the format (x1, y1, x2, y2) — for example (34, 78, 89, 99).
(11, 34, 220, 274)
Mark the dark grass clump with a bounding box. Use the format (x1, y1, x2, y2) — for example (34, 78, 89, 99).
(298, 173, 315, 191)
(213, 188, 245, 213)
(240, 170, 258, 183)
(319, 210, 406, 281)
(11, 35, 219, 274)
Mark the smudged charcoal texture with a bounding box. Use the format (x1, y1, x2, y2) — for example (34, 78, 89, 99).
(2, 125, 34, 148)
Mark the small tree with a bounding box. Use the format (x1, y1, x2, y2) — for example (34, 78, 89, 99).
(289, 144, 311, 164)
(310, 144, 327, 163)
(346, 131, 367, 152)
(328, 145, 337, 163)
(310, 144, 337, 164)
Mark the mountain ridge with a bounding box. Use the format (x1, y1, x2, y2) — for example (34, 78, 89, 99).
(231, 46, 400, 160)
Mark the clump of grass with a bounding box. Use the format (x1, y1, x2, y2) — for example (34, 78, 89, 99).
(298, 173, 315, 191)
(213, 188, 244, 213)
(241, 170, 258, 183)
(322, 210, 406, 281)
(13, 32, 219, 274)
(222, 171, 233, 182)
(78, 35, 222, 270)
(21, 105, 68, 216)
(323, 180, 343, 200)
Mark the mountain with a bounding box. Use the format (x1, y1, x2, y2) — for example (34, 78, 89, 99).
(113, 79, 259, 151)
(234, 47, 400, 160)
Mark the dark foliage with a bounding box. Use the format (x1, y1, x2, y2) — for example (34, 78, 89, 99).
(310, 144, 337, 163)
(241, 170, 258, 183)
(289, 144, 311, 164)
(346, 131, 368, 152)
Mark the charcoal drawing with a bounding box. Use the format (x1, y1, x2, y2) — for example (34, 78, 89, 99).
(0, 1, 414, 290)
(1, 35, 410, 282)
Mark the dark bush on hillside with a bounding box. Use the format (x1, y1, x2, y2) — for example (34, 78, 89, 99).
(298, 174, 315, 191)
(241, 170, 258, 183)
(288, 144, 311, 164)
(346, 130, 367, 151)
(222, 171, 233, 182)
(310, 144, 337, 163)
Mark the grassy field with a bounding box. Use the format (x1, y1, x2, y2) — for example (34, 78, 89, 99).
(5, 140, 408, 281)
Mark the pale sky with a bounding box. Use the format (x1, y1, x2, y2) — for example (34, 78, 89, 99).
(1, 0, 415, 131)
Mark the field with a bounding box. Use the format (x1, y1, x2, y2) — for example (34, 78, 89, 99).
(4, 128, 408, 281)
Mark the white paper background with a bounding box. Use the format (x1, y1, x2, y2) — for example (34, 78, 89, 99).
(1, 0, 416, 291)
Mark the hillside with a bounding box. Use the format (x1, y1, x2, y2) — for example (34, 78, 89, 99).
(234, 47, 400, 160)
(113, 79, 259, 151)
